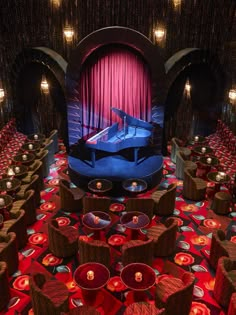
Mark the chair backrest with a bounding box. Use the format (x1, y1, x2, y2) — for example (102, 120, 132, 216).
(170, 137, 182, 163)
(59, 179, 84, 213)
(36, 149, 49, 177)
(122, 239, 153, 266)
(20, 189, 36, 226)
(78, 238, 110, 267)
(0, 261, 10, 311)
(154, 183, 176, 216)
(125, 198, 154, 220)
(43, 139, 55, 165)
(209, 230, 229, 270)
(0, 232, 19, 275)
(82, 196, 111, 214)
(48, 129, 59, 154)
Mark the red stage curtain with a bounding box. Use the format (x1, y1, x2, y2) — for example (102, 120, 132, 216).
(79, 45, 152, 136)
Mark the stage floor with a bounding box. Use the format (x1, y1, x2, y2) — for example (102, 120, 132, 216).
(68, 153, 163, 193)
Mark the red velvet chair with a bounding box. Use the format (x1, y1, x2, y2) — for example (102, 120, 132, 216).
(228, 293, 236, 315)
(0, 261, 10, 312)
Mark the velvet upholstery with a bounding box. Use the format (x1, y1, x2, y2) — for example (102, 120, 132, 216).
(155, 272, 195, 315)
(0, 232, 19, 275)
(124, 302, 165, 315)
(212, 191, 232, 215)
(48, 129, 59, 154)
(176, 150, 197, 180)
(151, 183, 177, 216)
(42, 138, 55, 165)
(22, 159, 44, 191)
(48, 219, 78, 257)
(29, 272, 69, 315)
(36, 149, 50, 178)
(146, 217, 178, 256)
(11, 189, 36, 225)
(59, 179, 85, 213)
(183, 167, 207, 201)
(0, 261, 10, 311)
(121, 238, 153, 266)
(228, 293, 236, 315)
(16, 174, 41, 206)
(82, 195, 111, 214)
(125, 197, 154, 220)
(61, 306, 101, 314)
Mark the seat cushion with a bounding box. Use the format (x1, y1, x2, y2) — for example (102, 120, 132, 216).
(157, 277, 184, 302)
(42, 280, 68, 307)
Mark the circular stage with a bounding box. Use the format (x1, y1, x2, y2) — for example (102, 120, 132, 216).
(68, 152, 163, 195)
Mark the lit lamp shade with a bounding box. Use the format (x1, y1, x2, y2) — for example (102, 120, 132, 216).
(0, 88, 5, 102)
(154, 27, 166, 42)
(63, 26, 74, 42)
(229, 89, 236, 102)
(41, 76, 49, 94)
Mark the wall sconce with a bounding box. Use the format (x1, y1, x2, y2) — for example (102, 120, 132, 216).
(173, 0, 181, 8)
(154, 27, 166, 43)
(0, 88, 5, 103)
(63, 26, 74, 43)
(229, 89, 236, 103)
(41, 75, 49, 94)
(51, 0, 60, 7)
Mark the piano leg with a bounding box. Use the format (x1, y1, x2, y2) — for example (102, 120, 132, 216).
(134, 147, 139, 165)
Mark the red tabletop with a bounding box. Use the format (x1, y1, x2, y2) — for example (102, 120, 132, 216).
(120, 263, 156, 291)
(74, 262, 110, 290)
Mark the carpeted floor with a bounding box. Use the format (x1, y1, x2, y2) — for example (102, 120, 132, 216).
(1, 140, 236, 315)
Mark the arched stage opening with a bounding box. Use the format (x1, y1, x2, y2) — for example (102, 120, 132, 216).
(66, 26, 166, 192)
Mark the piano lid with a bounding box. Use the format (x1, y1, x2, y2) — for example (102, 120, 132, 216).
(111, 107, 153, 131)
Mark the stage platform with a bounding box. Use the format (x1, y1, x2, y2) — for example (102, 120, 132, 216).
(68, 149, 163, 195)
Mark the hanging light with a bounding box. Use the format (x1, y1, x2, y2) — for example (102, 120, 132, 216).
(173, 0, 181, 8)
(154, 27, 166, 42)
(51, 0, 60, 7)
(229, 89, 236, 103)
(0, 88, 5, 103)
(185, 80, 191, 93)
(63, 26, 74, 43)
(41, 75, 49, 94)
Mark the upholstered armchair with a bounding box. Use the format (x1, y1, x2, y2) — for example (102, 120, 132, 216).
(42, 138, 55, 165)
(146, 217, 178, 257)
(209, 230, 236, 270)
(16, 174, 41, 206)
(170, 137, 183, 164)
(1, 210, 27, 249)
(0, 232, 19, 275)
(22, 160, 44, 191)
(11, 189, 36, 225)
(61, 306, 101, 315)
(151, 183, 177, 216)
(176, 150, 197, 180)
(212, 191, 232, 215)
(213, 257, 236, 309)
(78, 238, 110, 268)
(59, 179, 85, 213)
(29, 272, 69, 315)
(183, 167, 207, 201)
(48, 219, 78, 257)
(48, 129, 59, 154)
(36, 149, 49, 178)
(121, 239, 153, 266)
(0, 261, 10, 311)
(155, 271, 195, 315)
(125, 197, 154, 220)
(82, 195, 111, 214)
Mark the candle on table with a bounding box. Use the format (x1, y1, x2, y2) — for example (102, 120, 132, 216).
(96, 181, 102, 189)
(15, 166, 20, 173)
(206, 157, 212, 164)
(94, 216, 100, 224)
(0, 198, 5, 206)
(87, 270, 94, 280)
(135, 272, 142, 282)
(6, 181, 12, 189)
(28, 144, 33, 150)
(216, 174, 221, 181)
(22, 154, 27, 161)
(219, 172, 226, 180)
(201, 147, 206, 153)
(194, 136, 199, 142)
(34, 134, 38, 140)
(132, 216, 139, 224)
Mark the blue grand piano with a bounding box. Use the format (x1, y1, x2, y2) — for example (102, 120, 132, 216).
(86, 107, 153, 167)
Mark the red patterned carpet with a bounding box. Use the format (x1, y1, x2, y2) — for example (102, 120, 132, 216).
(1, 142, 236, 315)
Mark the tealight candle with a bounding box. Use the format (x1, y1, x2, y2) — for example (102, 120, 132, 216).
(131, 181, 137, 188)
(194, 136, 199, 142)
(215, 174, 221, 181)
(34, 134, 38, 140)
(206, 157, 212, 164)
(201, 147, 206, 153)
(87, 270, 94, 280)
(7, 167, 15, 176)
(135, 272, 142, 282)
(28, 144, 33, 150)
(15, 166, 20, 173)
(219, 172, 226, 179)
(94, 216, 100, 224)
(6, 181, 12, 189)
(22, 154, 27, 161)
(96, 181, 102, 189)
(132, 216, 139, 224)
(0, 198, 5, 206)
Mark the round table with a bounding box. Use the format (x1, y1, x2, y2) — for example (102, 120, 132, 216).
(199, 156, 219, 167)
(207, 171, 231, 194)
(74, 262, 110, 307)
(88, 178, 113, 195)
(122, 178, 147, 195)
(21, 142, 41, 153)
(27, 133, 45, 144)
(4, 165, 28, 179)
(189, 135, 206, 145)
(120, 263, 156, 303)
(13, 152, 35, 166)
(82, 211, 111, 239)
(193, 145, 213, 156)
(120, 211, 150, 239)
(0, 178, 21, 196)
